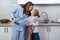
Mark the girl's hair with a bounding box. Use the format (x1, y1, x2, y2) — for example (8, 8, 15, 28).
(33, 9, 40, 17)
(23, 1, 34, 16)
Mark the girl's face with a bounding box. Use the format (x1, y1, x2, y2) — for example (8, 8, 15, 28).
(30, 9, 36, 16)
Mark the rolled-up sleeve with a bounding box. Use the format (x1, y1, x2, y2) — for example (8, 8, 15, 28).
(10, 7, 18, 18)
(10, 5, 27, 25)
(16, 6, 24, 24)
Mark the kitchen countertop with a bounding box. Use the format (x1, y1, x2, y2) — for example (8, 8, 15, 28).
(0, 22, 60, 27)
(0, 22, 11, 27)
(39, 23, 60, 26)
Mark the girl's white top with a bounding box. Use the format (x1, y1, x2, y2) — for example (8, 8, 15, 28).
(24, 16, 39, 33)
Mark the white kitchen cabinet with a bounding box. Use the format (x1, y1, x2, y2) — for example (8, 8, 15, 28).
(44, 0, 60, 4)
(18, 0, 60, 4)
(6, 27, 12, 40)
(39, 26, 60, 40)
(18, 0, 44, 4)
(0, 0, 17, 4)
(0, 27, 4, 40)
(0, 26, 60, 40)
(38, 27, 49, 40)
(0, 27, 12, 40)
(49, 27, 60, 40)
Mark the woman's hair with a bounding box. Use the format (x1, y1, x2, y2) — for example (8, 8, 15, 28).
(23, 1, 34, 16)
(33, 9, 40, 17)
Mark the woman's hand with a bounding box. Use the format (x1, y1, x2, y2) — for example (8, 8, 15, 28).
(13, 18, 18, 22)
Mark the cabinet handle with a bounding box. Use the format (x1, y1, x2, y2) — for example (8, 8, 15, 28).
(4, 28, 6, 33)
(4, 27, 8, 33)
(47, 26, 51, 32)
(6, 27, 8, 32)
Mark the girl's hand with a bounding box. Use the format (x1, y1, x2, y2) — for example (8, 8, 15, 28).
(26, 22, 33, 27)
(29, 22, 33, 26)
(35, 16, 39, 21)
(13, 18, 18, 22)
(26, 21, 30, 26)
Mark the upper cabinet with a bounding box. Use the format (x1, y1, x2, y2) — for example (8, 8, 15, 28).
(0, 0, 17, 5)
(18, 0, 60, 4)
(44, 0, 60, 4)
(18, 0, 44, 4)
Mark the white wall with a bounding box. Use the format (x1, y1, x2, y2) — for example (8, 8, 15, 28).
(0, 0, 17, 20)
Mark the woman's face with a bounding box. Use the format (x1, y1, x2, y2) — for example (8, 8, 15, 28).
(29, 6, 33, 11)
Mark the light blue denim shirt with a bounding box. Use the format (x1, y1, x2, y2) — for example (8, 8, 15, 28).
(10, 5, 27, 31)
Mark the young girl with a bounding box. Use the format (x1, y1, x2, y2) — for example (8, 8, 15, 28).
(25, 9, 40, 40)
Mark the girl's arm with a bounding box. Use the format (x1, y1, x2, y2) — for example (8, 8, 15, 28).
(35, 16, 40, 21)
(24, 18, 33, 26)
(32, 16, 40, 26)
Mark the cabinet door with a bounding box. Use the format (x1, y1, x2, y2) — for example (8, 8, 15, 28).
(38, 27, 48, 40)
(7, 27, 12, 40)
(49, 26, 60, 40)
(6, 27, 12, 40)
(0, 27, 4, 40)
(0, 27, 8, 40)
(0, 27, 12, 40)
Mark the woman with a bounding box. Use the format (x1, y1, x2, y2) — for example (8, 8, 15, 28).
(11, 1, 33, 40)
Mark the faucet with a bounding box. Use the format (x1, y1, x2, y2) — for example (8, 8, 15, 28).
(41, 11, 49, 23)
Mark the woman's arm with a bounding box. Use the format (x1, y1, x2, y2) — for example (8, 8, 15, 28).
(10, 7, 18, 22)
(10, 6, 24, 23)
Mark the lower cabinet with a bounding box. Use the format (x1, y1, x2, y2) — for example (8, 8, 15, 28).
(0, 27, 12, 40)
(0, 27, 4, 40)
(49, 26, 60, 40)
(39, 26, 60, 40)
(6, 27, 12, 40)
(38, 27, 49, 40)
(0, 26, 60, 40)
